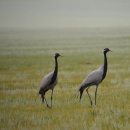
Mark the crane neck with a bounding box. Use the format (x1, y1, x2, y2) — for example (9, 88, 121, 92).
(54, 57, 58, 74)
(102, 51, 108, 81)
(50, 57, 58, 84)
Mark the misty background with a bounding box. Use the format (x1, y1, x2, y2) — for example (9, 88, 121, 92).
(0, 0, 130, 29)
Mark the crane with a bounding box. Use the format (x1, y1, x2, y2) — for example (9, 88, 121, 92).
(78, 48, 111, 106)
(39, 53, 61, 108)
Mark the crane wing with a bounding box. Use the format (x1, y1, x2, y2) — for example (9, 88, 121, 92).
(39, 71, 54, 94)
(80, 66, 104, 88)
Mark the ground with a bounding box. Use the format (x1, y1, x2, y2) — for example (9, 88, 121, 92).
(0, 28, 130, 130)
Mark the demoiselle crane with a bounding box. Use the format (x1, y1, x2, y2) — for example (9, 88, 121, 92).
(39, 53, 61, 108)
(78, 48, 111, 106)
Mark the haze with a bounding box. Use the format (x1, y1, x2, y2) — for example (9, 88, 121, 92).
(0, 0, 130, 29)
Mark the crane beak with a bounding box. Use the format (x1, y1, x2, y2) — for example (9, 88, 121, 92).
(59, 55, 63, 57)
(109, 49, 112, 52)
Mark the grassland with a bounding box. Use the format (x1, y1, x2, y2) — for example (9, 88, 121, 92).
(0, 28, 130, 130)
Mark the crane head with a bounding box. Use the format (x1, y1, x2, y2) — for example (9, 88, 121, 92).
(54, 53, 62, 59)
(104, 48, 112, 53)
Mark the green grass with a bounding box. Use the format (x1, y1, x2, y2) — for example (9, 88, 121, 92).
(0, 28, 130, 130)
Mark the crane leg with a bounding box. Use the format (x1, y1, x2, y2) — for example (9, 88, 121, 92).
(86, 87, 92, 106)
(41, 94, 44, 103)
(42, 94, 50, 108)
(79, 88, 83, 101)
(44, 97, 50, 108)
(51, 89, 54, 108)
(95, 85, 98, 105)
